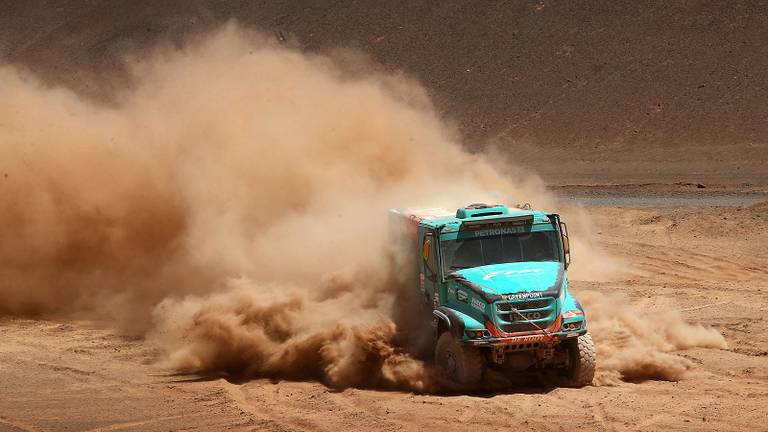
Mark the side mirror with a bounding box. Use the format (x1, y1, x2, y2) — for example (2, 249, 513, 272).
(560, 221, 571, 269)
(422, 235, 438, 280)
(423, 238, 432, 263)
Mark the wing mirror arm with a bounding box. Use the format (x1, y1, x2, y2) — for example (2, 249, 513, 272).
(559, 221, 571, 269)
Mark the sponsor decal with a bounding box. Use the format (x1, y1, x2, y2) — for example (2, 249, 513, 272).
(482, 268, 543, 281)
(505, 291, 544, 300)
(457, 290, 468, 302)
(419, 273, 427, 305)
(519, 311, 542, 320)
(473, 225, 527, 237)
(506, 334, 552, 344)
(471, 297, 485, 312)
(561, 309, 583, 319)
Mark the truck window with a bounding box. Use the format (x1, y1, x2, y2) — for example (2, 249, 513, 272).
(441, 230, 562, 273)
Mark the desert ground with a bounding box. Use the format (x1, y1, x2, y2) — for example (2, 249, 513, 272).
(2, 2, 768, 432)
(2, 183, 766, 432)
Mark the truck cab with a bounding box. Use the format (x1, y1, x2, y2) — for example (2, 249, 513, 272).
(391, 203, 595, 387)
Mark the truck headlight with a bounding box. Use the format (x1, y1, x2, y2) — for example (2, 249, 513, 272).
(561, 321, 583, 331)
(465, 329, 491, 339)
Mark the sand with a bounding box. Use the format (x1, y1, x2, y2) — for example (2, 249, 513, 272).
(1, 193, 766, 431)
(1, 3, 767, 431)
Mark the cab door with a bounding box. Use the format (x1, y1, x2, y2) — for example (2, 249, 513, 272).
(419, 228, 443, 311)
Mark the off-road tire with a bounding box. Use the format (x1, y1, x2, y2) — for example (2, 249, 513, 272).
(563, 333, 596, 387)
(435, 332, 484, 386)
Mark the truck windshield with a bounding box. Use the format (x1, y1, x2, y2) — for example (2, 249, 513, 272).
(441, 230, 562, 273)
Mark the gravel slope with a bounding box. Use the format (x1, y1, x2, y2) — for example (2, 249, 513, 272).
(1, 1, 766, 182)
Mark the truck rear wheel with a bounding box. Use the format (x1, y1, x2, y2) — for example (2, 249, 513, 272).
(435, 332, 484, 386)
(562, 333, 596, 387)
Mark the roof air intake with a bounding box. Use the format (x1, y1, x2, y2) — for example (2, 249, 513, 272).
(456, 203, 511, 219)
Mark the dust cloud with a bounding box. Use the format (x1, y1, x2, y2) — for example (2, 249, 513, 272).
(0, 24, 516, 391)
(0, 24, 724, 391)
(581, 291, 728, 385)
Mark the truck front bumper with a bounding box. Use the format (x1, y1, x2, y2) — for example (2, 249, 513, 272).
(464, 330, 587, 348)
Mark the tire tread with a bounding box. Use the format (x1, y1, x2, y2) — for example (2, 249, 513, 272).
(435, 332, 484, 386)
(565, 333, 596, 387)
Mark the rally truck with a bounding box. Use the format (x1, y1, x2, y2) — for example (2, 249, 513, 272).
(390, 203, 595, 387)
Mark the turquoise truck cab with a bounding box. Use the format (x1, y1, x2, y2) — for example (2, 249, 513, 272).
(390, 203, 595, 387)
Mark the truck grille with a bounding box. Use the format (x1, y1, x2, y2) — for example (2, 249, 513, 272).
(500, 322, 541, 333)
(496, 297, 556, 334)
(497, 299, 549, 311)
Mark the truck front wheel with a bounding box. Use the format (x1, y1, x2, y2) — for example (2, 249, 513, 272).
(435, 332, 484, 386)
(562, 333, 596, 387)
